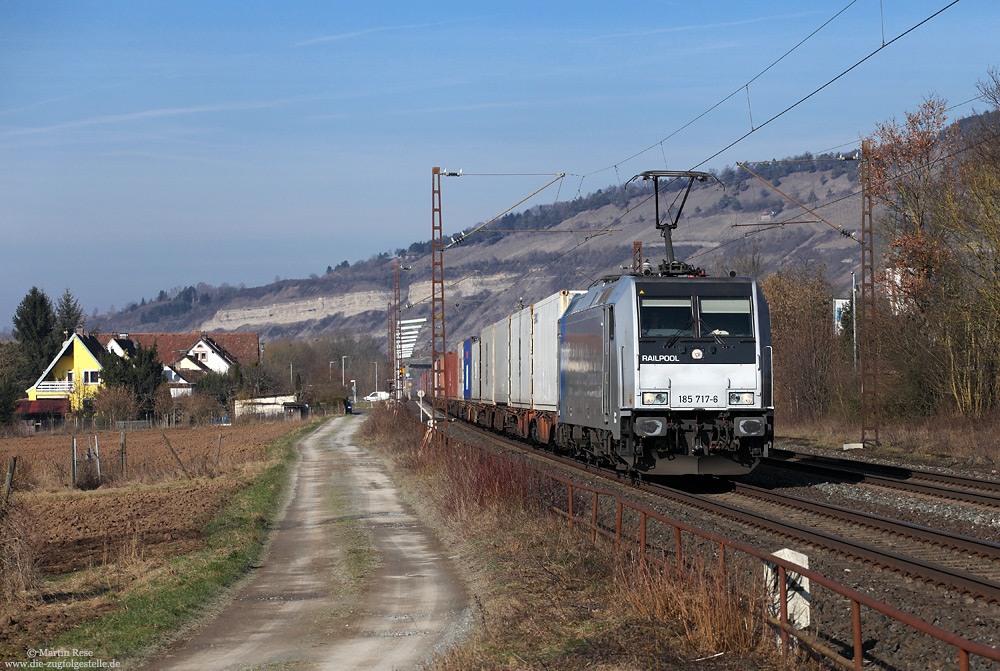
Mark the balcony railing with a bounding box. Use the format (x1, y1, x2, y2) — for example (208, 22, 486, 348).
(36, 381, 74, 394)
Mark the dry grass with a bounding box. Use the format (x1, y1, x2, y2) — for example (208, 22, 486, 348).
(611, 553, 767, 656)
(779, 412, 1000, 470)
(0, 422, 298, 494)
(360, 407, 786, 670)
(0, 503, 38, 608)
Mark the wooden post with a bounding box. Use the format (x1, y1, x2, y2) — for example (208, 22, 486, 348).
(216, 432, 222, 466)
(93, 434, 102, 484)
(72, 436, 77, 486)
(0, 456, 16, 518)
(120, 431, 127, 480)
(160, 431, 191, 479)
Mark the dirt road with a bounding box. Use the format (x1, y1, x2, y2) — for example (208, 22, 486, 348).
(142, 416, 470, 671)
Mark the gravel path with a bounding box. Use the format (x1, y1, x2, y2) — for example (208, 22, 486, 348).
(142, 416, 471, 671)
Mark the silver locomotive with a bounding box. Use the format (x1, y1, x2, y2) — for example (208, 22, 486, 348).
(446, 170, 773, 476)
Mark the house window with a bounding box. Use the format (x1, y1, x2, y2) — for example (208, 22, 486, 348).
(83, 370, 101, 385)
(66, 371, 74, 384)
(199, 352, 207, 361)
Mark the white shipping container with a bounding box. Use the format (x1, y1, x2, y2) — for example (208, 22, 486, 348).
(494, 316, 511, 405)
(470, 338, 482, 402)
(480, 323, 494, 405)
(529, 290, 582, 411)
(509, 306, 531, 407)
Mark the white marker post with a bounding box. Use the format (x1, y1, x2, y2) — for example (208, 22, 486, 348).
(765, 548, 810, 648)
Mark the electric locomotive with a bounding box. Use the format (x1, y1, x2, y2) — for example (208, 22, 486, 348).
(442, 170, 773, 476)
(556, 268, 772, 475)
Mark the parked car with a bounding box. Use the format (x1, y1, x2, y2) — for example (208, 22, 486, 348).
(364, 391, 390, 402)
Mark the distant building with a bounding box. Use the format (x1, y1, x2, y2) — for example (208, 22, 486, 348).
(833, 298, 851, 334)
(16, 330, 261, 426)
(234, 394, 307, 420)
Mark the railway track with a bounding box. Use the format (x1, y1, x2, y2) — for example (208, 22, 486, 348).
(765, 450, 1000, 508)
(452, 421, 1000, 603)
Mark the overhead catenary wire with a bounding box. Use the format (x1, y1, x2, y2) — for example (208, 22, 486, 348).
(444, 173, 565, 249)
(688, 1, 961, 172)
(419, 1, 965, 331)
(576, 0, 863, 180)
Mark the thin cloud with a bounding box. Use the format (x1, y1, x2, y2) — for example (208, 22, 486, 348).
(588, 12, 820, 40)
(0, 98, 305, 140)
(294, 14, 503, 47)
(390, 95, 609, 116)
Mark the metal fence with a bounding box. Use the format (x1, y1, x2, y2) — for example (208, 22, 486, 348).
(428, 424, 1000, 671)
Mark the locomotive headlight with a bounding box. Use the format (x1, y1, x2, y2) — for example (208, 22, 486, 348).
(635, 417, 667, 436)
(642, 392, 669, 405)
(729, 391, 755, 406)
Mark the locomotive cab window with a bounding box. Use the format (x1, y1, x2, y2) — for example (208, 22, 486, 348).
(699, 297, 753, 337)
(640, 298, 693, 337)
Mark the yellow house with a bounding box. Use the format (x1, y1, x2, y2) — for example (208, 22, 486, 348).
(25, 332, 105, 412)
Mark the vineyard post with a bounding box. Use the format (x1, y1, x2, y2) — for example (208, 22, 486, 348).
(72, 436, 77, 486)
(160, 431, 191, 480)
(121, 431, 127, 480)
(93, 434, 102, 484)
(0, 456, 16, 519)
(216, 432, 222, 466)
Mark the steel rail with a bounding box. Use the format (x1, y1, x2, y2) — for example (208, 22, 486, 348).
(639, 480, 1000, 604)
(731, 482, 1000, 561)
(456, 422, 1000, 602)
(430, 417, 1000, 669)
(765, 452, 1000, 508)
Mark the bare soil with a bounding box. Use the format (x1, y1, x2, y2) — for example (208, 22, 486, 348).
(141, 416, 470, 671)
(0, 421, 302, 660)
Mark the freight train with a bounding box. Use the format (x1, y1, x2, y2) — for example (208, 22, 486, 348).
(418, 170, 773, 476)
(420, 267, 773, 476)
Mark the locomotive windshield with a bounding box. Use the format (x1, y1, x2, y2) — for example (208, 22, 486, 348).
(699, 297, 753, 337)
(640, 298, 693, 337)
(639, 296, 753, 338)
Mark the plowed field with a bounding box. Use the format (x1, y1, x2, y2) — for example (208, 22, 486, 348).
(1, 422, 296, 490)
(0, 421, 306, 657)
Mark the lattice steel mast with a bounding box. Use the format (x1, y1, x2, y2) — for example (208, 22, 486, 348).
(860, 139, 880, 445)
(431, 168, 449, 446)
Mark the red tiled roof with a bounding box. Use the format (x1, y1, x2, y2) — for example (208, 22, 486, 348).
(14, 399, 71, 415)
(96, 332, 260, 367)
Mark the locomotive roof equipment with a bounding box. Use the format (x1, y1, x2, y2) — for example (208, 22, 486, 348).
(624, 170, 722, 277)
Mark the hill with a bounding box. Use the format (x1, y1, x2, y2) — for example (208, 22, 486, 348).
(91, 152, 863, 352)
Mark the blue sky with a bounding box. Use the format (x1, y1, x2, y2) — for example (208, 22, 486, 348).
(1, 1, 995, 328)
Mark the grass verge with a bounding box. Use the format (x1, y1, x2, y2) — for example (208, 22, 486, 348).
(358, 406, 790, 670)
(30, 418, 324, 664)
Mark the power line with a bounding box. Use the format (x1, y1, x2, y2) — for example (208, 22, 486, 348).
(428, 2, 964, 325)
(689, 1, 962, 171)
(579, 0, 862, 179)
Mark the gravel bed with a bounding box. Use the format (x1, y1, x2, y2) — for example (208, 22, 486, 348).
(746, 463, 1000, 544)
(774, 437, 1000, 484)
(450, 425, 1000, 670)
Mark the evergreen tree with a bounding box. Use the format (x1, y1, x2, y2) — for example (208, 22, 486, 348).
(54, 288, 85, 340)
(12, 286, 57, 379)
(102, 342, 164, 417)
(195, 371, 236, 406)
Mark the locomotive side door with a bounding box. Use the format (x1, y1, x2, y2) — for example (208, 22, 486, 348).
(602, 305, 614, 423)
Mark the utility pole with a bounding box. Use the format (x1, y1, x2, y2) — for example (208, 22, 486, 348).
(341, 355, 349, 388)
(860, 138, 880, 445)
(431, 167, 458, 447)
(387, 301, 393, 393)
(851, 271, 857, 371)
(392, 263, 411, 402)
